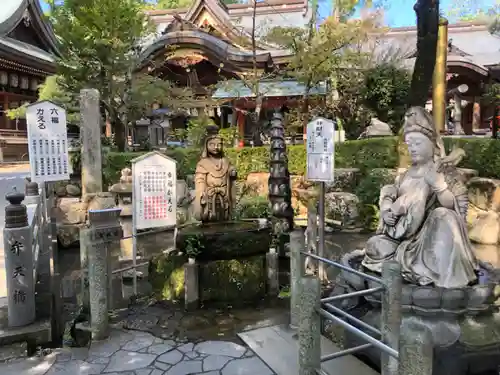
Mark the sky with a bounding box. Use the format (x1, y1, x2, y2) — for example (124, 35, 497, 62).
(39, 0, 497, 27)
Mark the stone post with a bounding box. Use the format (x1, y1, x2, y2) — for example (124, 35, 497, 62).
(87, 208, 122, 340)
(266, 247, 279, 296)
(290, 228, 306, 329)
(298, 275, 321, 375)
(184, 258, 199, 311)
(398, 321, 433, 375)
(381, 261, 402, 375)
(80, 89, 103, 197)
(4, 188, 35, 327)
(305, 203, 317, 273)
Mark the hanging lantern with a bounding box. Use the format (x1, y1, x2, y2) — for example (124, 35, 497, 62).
(10, 74, 18, 88)
(30, 78, 38, 91)
(20, 76, 29, 89)
(0, 71, 7, 85)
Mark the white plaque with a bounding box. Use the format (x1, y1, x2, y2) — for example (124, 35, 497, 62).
(132, 151, 177, 230)
(306, 117, 335, 182)
(26, 101, 70, 183)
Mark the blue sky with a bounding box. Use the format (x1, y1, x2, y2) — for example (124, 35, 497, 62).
(40, 0, 496, 27)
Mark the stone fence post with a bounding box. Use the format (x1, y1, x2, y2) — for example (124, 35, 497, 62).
(298, 274, 321, 375)
(86, 208, 122, 340)
(290, 228, 306, 329)
(398, 321, 433, 375)
(381, 261, 402, 375)
(4, 189, 35, 327)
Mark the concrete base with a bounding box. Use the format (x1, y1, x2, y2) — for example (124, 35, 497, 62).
(343, 308, 500, 375)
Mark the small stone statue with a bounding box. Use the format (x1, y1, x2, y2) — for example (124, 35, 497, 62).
(193, 125, 237, 223)
(362, 106, 478, 288)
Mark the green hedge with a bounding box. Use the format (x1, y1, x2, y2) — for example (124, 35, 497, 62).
(104, 137, 500, 186)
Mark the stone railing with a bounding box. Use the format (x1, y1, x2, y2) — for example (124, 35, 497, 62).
(289, 228, 433, 375)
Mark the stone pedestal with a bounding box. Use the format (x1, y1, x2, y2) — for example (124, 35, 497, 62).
(184, 259, 199, 311)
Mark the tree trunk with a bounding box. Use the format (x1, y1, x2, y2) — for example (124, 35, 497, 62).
(110, 116, 126, 152)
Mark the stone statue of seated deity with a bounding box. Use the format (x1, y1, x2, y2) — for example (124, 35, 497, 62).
(361, 106, 478, 289)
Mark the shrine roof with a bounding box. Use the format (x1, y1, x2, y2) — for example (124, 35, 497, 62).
(372, 21, 500, 77)
(212, 79, 326, 99)
(0, 0, 58, 71)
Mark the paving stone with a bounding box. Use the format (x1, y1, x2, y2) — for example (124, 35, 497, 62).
(87, 355, 111, 364)
(243, 349, 254, 358)
(104, 350, 156, 372)
(176, 343, 194, 353)
(153, 338, 164, 344)
(197, 372, 219, 375)
(222, 357, 274, 375)
(101, 372, 135, 375)
(157, 349, 183, 365)
(165, 360, 202, 375)
(54, 348, 72, 362)
(194, 341, 246, 358)
(122, 332, 155, 351)
(89, 335, 124, 358)
(0, 353, 57, 375)
(150, 370, 164, 375)
(148, 343, 175, 355)
(154, 360, 170, 371)
(71, 347, 89, 361)
(45, 359, 106, 375)
(138, 348, 149, 353)
(185, 351, 199, 359)
(135, 369, 153, 375)
(203, 355, 231, 371)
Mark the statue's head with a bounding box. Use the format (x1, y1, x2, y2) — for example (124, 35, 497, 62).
(201, 125, 223, 158)
(403, 106, 444, 165)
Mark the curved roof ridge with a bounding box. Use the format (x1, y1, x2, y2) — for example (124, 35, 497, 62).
(0, 0, 28, 35)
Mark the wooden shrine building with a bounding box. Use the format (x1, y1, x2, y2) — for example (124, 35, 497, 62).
(0, 0, 58, 161)
(140, 0, 320, 146)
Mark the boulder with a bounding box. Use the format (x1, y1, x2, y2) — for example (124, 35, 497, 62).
(324, 168, 360, 193)
(86, 192, 116, 211)
(57, 224, 85, 248)
(358, 118, 394, 138)
(55, 185, 67, 197)
(467, 177, 500, 212)
(54, 198, 88, 225)
(469, 209, 499, 245)
(66, 184, 81, 197)
(176, 179, 190, 206)
(325, 192, 360, 226)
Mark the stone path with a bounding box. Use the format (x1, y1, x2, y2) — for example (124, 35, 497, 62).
(0, 328, 275, 375)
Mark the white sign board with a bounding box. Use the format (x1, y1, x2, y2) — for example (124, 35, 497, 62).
(306, 117, 335, 182)
(26, 101, 70, 183)
(132, 152, 177, 230)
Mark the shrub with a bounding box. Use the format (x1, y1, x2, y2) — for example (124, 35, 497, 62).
(100, 136, 499, 187)
(234, 196, 270, 219)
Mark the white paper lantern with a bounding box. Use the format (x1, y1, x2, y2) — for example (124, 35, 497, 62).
(0, 71, 7, 85)
(30, 78, 38, 91)
(10, 74, 18, 88)
(20, 76, 29, 89)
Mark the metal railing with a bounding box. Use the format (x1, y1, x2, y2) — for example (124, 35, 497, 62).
(289, 228, 433, 375)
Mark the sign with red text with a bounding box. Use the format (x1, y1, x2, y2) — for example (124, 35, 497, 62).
(132, 151, 177, 230)
(306, 117, 335, 182)
(26, 101, 70, 183)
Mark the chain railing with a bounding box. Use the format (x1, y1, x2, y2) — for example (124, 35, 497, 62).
(289, 228, 433, 375)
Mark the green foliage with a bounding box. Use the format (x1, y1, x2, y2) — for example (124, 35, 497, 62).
(219, 127, 239, 148)
(143, 0, 238, 9)
(354, 168, 395, 206)
(234, 196, 270, 219)
(184, 235, 205, 259)
(361, 64, 411, 133)
(359, 204, 380, 232)
(46, 0, 193, 151)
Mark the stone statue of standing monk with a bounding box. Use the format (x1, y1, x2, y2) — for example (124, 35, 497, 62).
(193, 125, 237, 223)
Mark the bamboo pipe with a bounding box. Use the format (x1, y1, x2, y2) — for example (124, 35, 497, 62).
(432, 17, 449, 133)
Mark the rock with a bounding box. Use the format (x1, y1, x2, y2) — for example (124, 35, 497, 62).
(194, 341, 246, 358)
(325, 192, 360, 226)
(157, 349, 183, 365)
(66, 184, 81, 197)
(469, 210, 499, 245)
(54, 198, 87, 225)
(104, 350, 156, 372)
(176, 180, 190, 206)
(221, 357, 274, 375)
(457, 168, 479, 184)
(468, 177, 500, 212)
(473, 243, 500, 268)
(55, 185, 67, 197)
(358, 118, 394, 138)
(87, 192, 116, 211)
(57, 224, 85, 248)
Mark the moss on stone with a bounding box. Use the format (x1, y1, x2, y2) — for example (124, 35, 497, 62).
(200, 255, 266, 304)
(149, 253, 187, 300)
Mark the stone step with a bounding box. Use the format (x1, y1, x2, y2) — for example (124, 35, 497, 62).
(238, 324, 378, 375)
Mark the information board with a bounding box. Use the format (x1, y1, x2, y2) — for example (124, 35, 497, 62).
(132, 152, 177, 230)
(306, 117, 335, 182)
(26, 101, 70, 183)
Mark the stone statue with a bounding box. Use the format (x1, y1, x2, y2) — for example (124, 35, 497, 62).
(193, 125, 237, 223)
(362, 106, 478, 288)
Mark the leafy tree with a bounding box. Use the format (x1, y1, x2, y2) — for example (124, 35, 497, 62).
(45, 0, 193, 151)
(143, 0, 238, 10)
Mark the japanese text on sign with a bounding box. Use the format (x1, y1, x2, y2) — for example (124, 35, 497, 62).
(133, 152, 177, 230)
(306, 117, 335, 182)
(26, 101, 70, 183)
